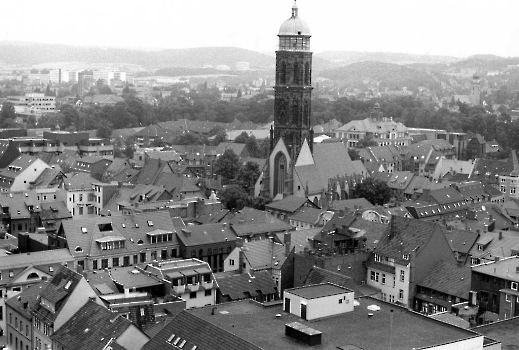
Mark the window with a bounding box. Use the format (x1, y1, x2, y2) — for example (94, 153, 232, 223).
(43, 323, 50, 336)
(381, 293, 386, 301)
(140, 308, 145, 316)
(113, 257, 119, 267)
(140, 253, 146, 263)
(370, 271, 379, 282)
(471, 258, 480, 265)
(339, 298, 343, 304)
(381, 274, 386, 285)
(374, 254, 381, 262)
(506, 294, 511, 302)
(190, 292, 197, 299)
(399, 289, 404, 300)
(389, 295, 395, 303)
(512, 282, 518, 290)
(400, 270, 405, 282)
(402, 254, 409, 260)
(229, 259, 235, 266)
(92, 260, 98, 270)
(101, 259, 108, 269)
(34, 317, 40, 330)
(205, 289, 212, 297)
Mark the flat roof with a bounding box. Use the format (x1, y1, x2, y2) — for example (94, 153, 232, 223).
(187, 297, 482, 350)
(286, 283, 351, 299)
(473, 316, 519, 348)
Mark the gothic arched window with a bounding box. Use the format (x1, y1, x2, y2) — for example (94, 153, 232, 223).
(304, 103, 310, 126)
(292, 102, 299, 125)
(280, 61, 287, 85)
(274, 152, 287, 197)
(304, 62, 311, 85)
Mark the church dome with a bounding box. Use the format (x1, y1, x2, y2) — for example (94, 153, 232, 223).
(278, 2, 311, 36)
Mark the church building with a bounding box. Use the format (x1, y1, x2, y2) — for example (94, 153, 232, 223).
(256, 2, 367, 203)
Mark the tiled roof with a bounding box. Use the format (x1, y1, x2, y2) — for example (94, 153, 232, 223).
(403, 176, 453, 195)
(40, 201, 72, 221)
(374, 216, 443, 264)
(64, 172, 97, 190)
(142, 310, 261, 350)
(349, 217, 388, 250)
(6, 280, 47, 317)
(468, 230, 519, 263)
(176, 223, 237, 247)
(50, 300, 139, 350)
(288, 206, 324, 224)
(418, 260, 471, 299)
(214, 142, 249, 157)
(61, 211, 176, 259)
(303, 266, 363, 294)
(215, 270, 277, 300)
(231, 221, 292, 237)
(31, 266, 83, 323)
(337, 118, 408, 134)
(295, 143, 368, 196)
(472, 256, 519, 282)
(427, 187, 465, 204)
(265, 195, 311, 213)
(445, 228, 479, 255)
(242, 239, 286, 271)
(32, 167, 64, 188)
(330, 198, 373, 212)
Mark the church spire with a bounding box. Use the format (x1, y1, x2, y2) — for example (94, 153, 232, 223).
(292, 1, 298, 17)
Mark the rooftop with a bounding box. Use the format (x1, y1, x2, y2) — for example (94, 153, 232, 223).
(286, 283, 351, 299)
(186, 297, 482, 350)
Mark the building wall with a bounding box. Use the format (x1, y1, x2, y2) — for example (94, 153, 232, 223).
(283, 289, 354, 320)
(5, 305, 32, 350)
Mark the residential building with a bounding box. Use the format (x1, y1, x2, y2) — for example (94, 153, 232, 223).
(472, 256, 519, 322)
(214, 270, 278, 304)
(414, 260, 471, 315)
(334, 103, 412, 148)
(144, 258, 216, 309)
(0, 155, 50, 192)
(367, 216, 457, 308)
(0, 249, 74, 337)
(497, 150, 519, 200)
(50, 300, 149, 350)
(63, 172, 98, 218)
(53, 211, 179, 271)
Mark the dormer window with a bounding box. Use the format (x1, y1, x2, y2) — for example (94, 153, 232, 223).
(147, 220, 153, 227)
(402, 254, 409, 260)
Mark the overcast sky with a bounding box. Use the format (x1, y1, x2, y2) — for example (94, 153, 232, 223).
(1, 0, 518, 58)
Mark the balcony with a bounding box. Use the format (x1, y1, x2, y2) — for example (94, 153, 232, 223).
(172, 284, 186, 294)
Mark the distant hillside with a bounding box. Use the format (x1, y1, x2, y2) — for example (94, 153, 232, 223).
(450, 55, 519, 70)
(0, 42, 277, 69)
(319, 61, 440, 91)
(316, 51, 460, 65)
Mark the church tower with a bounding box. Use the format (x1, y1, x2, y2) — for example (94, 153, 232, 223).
(271, 1, 313, 160)
(471, 72, 481, 105)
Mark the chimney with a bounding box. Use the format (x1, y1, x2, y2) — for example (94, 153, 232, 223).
(422, 188, 431, 202)
(235, 237, 243, 248)
(499, 231, 503, 240)
(338, 210, 345, 218)
(284, 232, 292, 256)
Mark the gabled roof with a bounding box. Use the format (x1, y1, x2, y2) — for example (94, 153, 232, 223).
(128, 158, 168, 185)
(41, 201, 72, 221)
(214, 142, 250, 157)
(60, 211, 176, 258)
(294, 143, 367, 195)
(64, 172, 97, 190)
(242, 239, 286, 271)
(288, 206, 325, 224)
(265, 195, 314, 213)
(31, 266, 84, 323)
(231, 221, 292, 237)
(82, 94, 124, 105)
(472, 256, 519, 282)
(175, 223, 237, 247)
(31, 166, 65, 188)
(50, 300, 142, 350)
(304, 266, 358, 291)
(142, 310, 261, 350)
(6, 280, 47, 317)
(215, 270, 277, 300)
(418, 260, 471, 299)
(426, 187, 465, 205)
(330, 198, 373, 212)
(374, 216, 443, 264)
(445, 228, 479, 255)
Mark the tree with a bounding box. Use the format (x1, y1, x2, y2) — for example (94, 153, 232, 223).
(234, 131, 250, 143)
(247, 193, 272, 211)
(96, 121, 112, 139)
(353, 178, 391, 205)
(214, 149, 241, 185)
(348, 148, 360, 161)
(237, 161, 260, 192)
(0, 102, 16, 122)
(219, 185, 248, 210)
